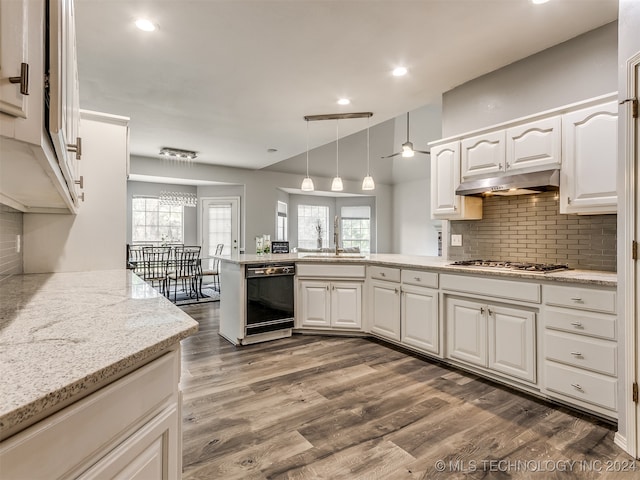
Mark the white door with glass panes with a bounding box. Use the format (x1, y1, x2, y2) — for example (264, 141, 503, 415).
(201, 197, 240, 257)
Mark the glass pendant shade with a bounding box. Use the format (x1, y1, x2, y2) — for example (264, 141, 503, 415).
(362, 175, 375, 190)
(331, 176, 344, 192)
(301, 176, 314, 191)
(301, 119, 314, 191)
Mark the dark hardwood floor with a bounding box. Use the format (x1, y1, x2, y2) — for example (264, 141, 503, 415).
(178, 302, 637, 479)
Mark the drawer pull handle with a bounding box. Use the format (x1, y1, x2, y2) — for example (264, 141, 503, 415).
(414, 277, 421, 281)
(571, 383, 584, 392)
(9, 62, 29, 95)
(570, 321, 583, 328)
(570, 351, 583, 357)
(487, 308, 493, 316)
(394, 288, 399, 294)
(570, 297, 583, 302)
(380, 272, 386, 277)
(480, 307, 485, 315)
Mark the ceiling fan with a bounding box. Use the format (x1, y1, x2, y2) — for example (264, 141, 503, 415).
(382, 112, 430, 158)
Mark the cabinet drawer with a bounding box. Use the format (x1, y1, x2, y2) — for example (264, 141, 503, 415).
(544, 331, 617, 376)
(297, 263, 365, 278)
(544, 362, 617, 411)
(440, 274, 540, 303)
(401, 269, 438, 288)
(544, 306, 616, 340)
(543, 285, 616, 314)
(368, 265, 400, 282)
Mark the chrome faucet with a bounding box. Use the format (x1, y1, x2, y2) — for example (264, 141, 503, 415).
(333, 215, 343, 255)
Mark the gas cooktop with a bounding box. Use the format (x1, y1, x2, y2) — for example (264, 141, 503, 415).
(449, 259, 570, 273)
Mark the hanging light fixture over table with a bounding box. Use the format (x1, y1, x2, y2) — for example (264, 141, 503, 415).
(301, 119, 315, 191)
(362, 116, 375, 190)
(302, 112, 373, 192)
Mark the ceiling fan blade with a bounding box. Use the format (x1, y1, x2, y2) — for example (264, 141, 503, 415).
(415, 150, 431, 155)
(381, 152, 401, 159)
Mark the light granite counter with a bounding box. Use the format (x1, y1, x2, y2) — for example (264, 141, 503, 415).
(0, 270, 198, 440)
(215, 253, 617, 287)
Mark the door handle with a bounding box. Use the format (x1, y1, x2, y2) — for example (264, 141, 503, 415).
(9, 63, 29, 95)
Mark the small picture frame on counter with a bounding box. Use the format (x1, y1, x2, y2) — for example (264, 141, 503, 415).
(271, 241, 289, 254)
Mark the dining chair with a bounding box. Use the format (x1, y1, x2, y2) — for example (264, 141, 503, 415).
(199, 243, 224, 294)
(141, 246, 171, 295)
(167, 246, 201, 302)
(128, 243, 153, 275)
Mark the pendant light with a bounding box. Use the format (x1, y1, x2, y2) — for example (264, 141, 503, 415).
(301, 119, 315, 191)
(331, 119, 344, 191)
(362, 117, 375, 190)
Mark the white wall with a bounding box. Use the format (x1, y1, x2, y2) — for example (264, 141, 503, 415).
(442, 22, 618, 137)
(390, 103, 442, 255)
(23, 112, 129, 273)
(130, 156, 394, 253)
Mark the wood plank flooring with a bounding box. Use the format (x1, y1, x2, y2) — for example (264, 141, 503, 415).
(179, 302, 637, 479)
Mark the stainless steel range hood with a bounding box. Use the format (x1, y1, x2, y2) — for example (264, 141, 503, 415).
(455, 169, 560, 197)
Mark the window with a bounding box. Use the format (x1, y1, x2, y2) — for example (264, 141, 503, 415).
(341, 206, 371, 253)
(276, 201, 288, 241)
(132, 197, 184, 244)
(297, 205, 329, 250)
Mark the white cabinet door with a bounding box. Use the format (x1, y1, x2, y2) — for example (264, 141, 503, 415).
(430, 141, 482, 220)
(506, 116, 561, 172)
(299, 280, 331, 328)
(401, 284, 439, 355)
(560, 100, 618, 214)
(370, 279, 401, 341)
(330, 282, 362, 329)
(446, 298, 487, 367)
(0, 0, 29, 118)
(488, 305, 536, 383)
(461, 130, 506, 179)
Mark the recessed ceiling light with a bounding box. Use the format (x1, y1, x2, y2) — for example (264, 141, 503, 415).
(531, 0, 550, 4)
(337, 98, 350, 105)
(392, 67, 408, 77)
(135, 19, 156, 32)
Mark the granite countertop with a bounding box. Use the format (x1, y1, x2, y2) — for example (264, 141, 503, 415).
(216, 253, 617, 287)
(0, 270, 198, 440)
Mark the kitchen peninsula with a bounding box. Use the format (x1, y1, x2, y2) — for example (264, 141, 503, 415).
(216, 252, 618, 421)
(0, 270, 198, 479)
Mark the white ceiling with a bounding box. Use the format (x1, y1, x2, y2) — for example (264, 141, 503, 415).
(75, 0, 617, 175)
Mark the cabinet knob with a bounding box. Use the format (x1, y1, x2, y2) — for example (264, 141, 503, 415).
(487, 308, 493, 316)
(567, 196, 572, 205)
(480, 307, 485, 315)
(67, 137, 82, 160)
(571, 383, 584, 392)
(78, 192, 85, 202)
(394, 288, 399, 294)
(75, 176, 84, 189)
(8, 62, 29, 95)
(570, 321, 583, 328)
(380, 272, 386, 277)
(326, 285, 329, 291)
(499, 163, 504, 170)
(570, 351, 583, 357)
(570, 296, 583, 303)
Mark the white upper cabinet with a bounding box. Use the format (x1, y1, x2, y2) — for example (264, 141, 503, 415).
(0, 0, 81, 213)
(506, 116, 561, 172)
(560, 100, 618, 215)
(430, 141, 482, 220)
(0, 0, 29, 118)
(461, 131, 506, 179)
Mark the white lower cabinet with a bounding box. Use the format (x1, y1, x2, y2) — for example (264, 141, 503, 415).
(298, 279, 362, 330)
(369, 278, 401, 341)
(446, 297, 536, 384)
(0, 349, 183, 479)
(401, 284, 439, 355)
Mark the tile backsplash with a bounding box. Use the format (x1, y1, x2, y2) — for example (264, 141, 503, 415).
(0, 204, 23, 281)
(448, 191, 616, 272)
